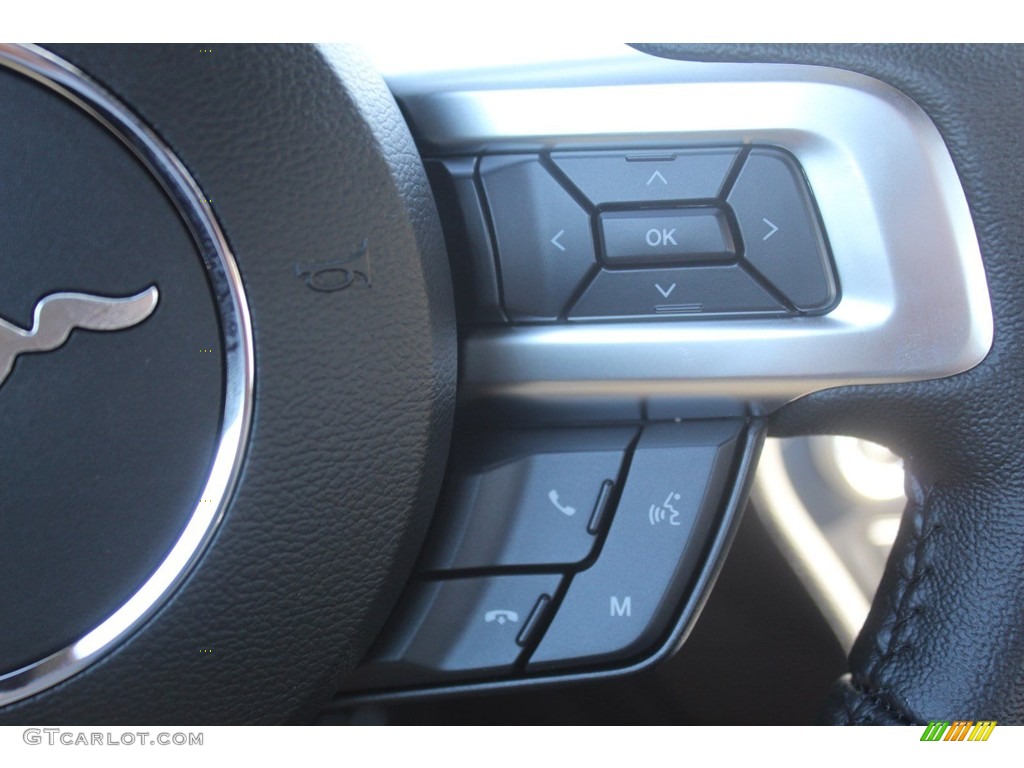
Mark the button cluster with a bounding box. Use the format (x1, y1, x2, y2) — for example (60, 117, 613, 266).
(477, 146, 836, 322)
(347, 422, 742, 689)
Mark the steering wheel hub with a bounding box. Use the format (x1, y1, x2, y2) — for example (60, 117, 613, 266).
(0, 46, 250, 703)
(0, 44, 455, 721)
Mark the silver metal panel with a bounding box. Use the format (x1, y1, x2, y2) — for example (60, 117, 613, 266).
(0, 45, 254, 706)
(398, 55, 992, 415)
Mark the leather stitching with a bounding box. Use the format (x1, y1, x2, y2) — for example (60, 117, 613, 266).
(853, 471, 937, 724)
(846, 679, 918, 725)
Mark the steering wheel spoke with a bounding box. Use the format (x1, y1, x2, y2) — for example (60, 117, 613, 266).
(333, 50, 994, 708)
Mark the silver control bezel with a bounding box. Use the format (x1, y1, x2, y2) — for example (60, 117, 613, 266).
(395, 54, 992, 416)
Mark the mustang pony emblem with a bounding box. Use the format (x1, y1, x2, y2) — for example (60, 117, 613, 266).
(0, 286, 159, 388)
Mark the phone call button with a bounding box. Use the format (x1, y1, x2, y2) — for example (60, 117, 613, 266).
(422, 430, 633, 571)
(358, 574, 562, 686)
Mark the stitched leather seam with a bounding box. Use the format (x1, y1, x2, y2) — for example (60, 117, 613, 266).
(855, 472, 940, 723)
(877, 522, 943, 672)
(846, 679, 918, 725)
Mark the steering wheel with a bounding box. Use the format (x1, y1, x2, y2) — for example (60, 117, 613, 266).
(0, 43, 1019, 724)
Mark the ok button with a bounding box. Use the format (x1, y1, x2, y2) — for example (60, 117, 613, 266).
(645, 227, 678, 247)
(601, 209, 735, 266)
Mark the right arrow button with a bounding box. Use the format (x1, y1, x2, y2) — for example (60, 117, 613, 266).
(727, 149, 837, 312)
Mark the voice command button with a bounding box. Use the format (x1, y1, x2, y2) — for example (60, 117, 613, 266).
(527, 421, 740, 670)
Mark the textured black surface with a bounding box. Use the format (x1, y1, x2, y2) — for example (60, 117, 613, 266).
(0, 68, 222, 674)
(638, 44, 1024, 724)
(0, 44, 455, 723)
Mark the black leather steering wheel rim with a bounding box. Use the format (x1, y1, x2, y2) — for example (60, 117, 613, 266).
(636, 43, 1024, 724)
(0, 44, 455, 723)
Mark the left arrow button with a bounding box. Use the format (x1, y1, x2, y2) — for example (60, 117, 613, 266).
(480, 156, 596, 321)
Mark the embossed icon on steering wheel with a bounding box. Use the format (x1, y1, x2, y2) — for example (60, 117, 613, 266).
(547, 489, 576, 517)
(294, 238, 372, 292)
(649, 492, 682, 526)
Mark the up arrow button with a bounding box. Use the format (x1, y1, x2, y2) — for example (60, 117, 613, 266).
(646, 170, 668, 186)
(552, 148, 739, 205)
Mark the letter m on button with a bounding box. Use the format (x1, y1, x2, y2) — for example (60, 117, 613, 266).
(610, 596, 631, 617)
(921, 721, 951, 741)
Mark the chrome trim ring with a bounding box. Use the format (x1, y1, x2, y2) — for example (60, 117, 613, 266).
(0, 44, 254, 706)
(398, 55, 993, 416)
